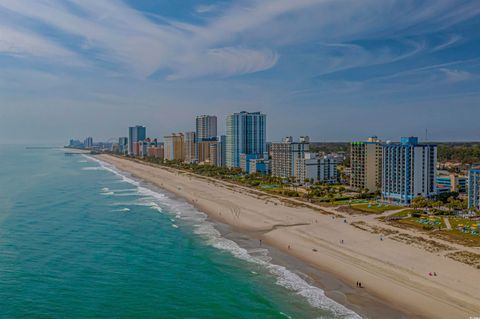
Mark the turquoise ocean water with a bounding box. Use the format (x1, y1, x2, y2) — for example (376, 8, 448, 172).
(0, 146, 360, 319)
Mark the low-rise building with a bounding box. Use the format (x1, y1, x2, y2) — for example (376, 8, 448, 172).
(298, 153, 339, 184)
(436, 174, 467, 193)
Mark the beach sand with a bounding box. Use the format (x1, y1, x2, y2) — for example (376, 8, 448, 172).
(98, 154, 480, 319)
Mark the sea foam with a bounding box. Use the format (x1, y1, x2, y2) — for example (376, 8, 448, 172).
(85, 156, 361, 319)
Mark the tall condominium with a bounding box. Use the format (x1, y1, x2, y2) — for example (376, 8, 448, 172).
(184, 132, 196, 163)
(350, 136, 383, 192)
(118, 137, 128, 154)
(271, 136, 310, 179)
(196, 115, 217, 140)
(226, 111, 266, 168)
(84, 137, 93, 149)
(128, 125, 146, 155)
(468, 165, 480, 210)
(382, 137, 437, 205)
(164, 133, 184, 161)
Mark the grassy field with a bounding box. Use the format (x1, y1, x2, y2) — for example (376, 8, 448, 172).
(446, 218, 480, 240)
(350, 203, 400, 214)
(332, 199, 368, 205)
(397, 216, 446, 230)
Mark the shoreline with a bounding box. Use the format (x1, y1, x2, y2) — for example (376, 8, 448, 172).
(96, 154, 480, 319)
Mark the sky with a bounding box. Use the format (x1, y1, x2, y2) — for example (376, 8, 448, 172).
(0, 0, 479, 144)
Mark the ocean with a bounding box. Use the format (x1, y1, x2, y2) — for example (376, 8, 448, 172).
(0, 146, 360, 318)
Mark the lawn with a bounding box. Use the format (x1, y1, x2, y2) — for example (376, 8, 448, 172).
(398, 216, 446, 230)
(331, 198, 369, 205)
(448, 218, 479, 238)
(350, 203, 400, 214)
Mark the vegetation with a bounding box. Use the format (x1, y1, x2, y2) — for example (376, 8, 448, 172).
(437, 143, 480, 166)
(411, 195, 467, 213)
(350, 203, 399, 214)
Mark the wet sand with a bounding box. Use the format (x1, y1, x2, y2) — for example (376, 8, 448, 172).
(97, 154, 480, 319)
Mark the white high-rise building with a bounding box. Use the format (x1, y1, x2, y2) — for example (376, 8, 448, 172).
(196, 115, 217, 140)
(271, 136, 309, 179)
(382, 137, 437, 205)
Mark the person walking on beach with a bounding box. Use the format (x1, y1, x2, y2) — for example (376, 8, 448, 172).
(259, 239, 262, 246)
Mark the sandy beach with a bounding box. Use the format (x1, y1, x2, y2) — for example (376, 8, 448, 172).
(98, 154, 480, 319)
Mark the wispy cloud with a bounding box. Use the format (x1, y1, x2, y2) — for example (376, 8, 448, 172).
(195, 4, 218, 14)
(0, 0, 479, 81)
(0, 24, 81, 64)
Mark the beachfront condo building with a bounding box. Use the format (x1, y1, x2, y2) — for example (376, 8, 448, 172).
(468, 165, 480, 210)
(226, 111, 266, 168)
(197, 140, 218, 164)
(147, 144, 164, 159)
(218, 135, 226, 167)
(184, 132, 196, 164)
(297, 153, 339, 184)
(118, 137, 128, 155)
(350, 136, 383, 192)
(84, 137, 93, 149)
(271, 136, 310, 180)
(382, 137, 437, 205)
(128, 125, 146, 156)
(196, 115, 217, 140)
(164, 133, 185, 161)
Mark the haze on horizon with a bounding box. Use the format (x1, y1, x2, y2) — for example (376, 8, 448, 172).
(0, 0, 479, 144)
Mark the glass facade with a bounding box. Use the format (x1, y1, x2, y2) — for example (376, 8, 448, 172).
(226, 112, 266, 168)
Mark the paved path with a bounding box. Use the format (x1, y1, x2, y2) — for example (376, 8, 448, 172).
(444, 217, 452, 230)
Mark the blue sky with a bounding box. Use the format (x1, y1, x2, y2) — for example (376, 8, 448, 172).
(0, 0, 479, 143)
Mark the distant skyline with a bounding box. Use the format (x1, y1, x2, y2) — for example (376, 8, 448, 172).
(1, 0, 480, 144)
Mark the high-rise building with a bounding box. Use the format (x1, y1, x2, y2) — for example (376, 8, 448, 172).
(271, 136, 309, 179)
(197, 140, 218, 164)
(226, 111, 266, 168)
(468, 165, 480, 210)
(84, 137, 93, 149)
(350, 136, 383, 192)
(218, 135, 226, 167)
(118, 137, 128, 154)
(184, 132, 196, 163)
(382, 137, 437, 205)
(196, 115, 217, 140)
(164, 133, 184, 161)
(128, 126, 146, 156)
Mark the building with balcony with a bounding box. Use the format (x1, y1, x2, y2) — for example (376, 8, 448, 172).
(226, 111, 266, 168)
(382, 137, 437, 205)
(350, 136, 383, 192)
